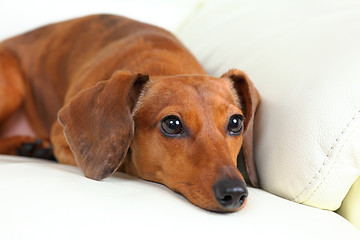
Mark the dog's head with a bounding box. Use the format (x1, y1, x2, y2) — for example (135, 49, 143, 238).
(58, 69, 260, 212)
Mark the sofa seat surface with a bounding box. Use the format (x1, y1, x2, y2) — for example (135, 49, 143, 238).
(0, 155, 359, 240)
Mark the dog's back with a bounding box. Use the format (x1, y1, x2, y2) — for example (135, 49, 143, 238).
(3, 14, 204, 78)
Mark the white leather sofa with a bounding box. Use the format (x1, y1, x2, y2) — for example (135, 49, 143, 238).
(1, 0, 359, 239)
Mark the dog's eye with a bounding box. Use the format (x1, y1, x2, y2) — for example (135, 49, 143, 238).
(228, 115, 244, 135)
(161, 116, 184, 136)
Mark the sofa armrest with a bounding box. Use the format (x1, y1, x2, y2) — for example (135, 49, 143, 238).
(338, 177, 360, 230)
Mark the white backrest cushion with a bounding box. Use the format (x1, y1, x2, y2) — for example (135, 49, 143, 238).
(0, 0, 203, 40)
(177, 0, 360, 210)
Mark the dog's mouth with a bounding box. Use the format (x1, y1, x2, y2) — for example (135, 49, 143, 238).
(172, 179, 248, 213)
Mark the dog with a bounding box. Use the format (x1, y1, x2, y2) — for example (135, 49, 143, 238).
(0, 14, 260, 212)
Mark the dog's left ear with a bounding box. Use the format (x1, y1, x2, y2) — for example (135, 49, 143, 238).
(221, 69, 261, 187)
(58, 71, 149, 181)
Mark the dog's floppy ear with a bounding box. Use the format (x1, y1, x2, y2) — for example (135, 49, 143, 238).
(58, 71, 149, 180)
(221, 69, 261, 187)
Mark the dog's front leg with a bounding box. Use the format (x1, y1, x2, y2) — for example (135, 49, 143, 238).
(50, 121, 77, 166)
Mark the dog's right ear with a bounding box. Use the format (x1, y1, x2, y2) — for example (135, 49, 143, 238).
(58, 71, 149, 180)
(221, 69, 261, 188)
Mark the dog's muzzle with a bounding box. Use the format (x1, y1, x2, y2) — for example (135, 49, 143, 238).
(213, 178, 248, 210)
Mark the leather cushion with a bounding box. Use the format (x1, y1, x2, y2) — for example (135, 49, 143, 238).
(177, 0, 360, 210)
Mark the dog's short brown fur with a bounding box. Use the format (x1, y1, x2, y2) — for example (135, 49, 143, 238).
(0, 14, 260, 212)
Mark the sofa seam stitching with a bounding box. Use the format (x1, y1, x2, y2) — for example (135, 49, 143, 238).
(292, 109, 360, 202)
(301, 120, 360, 205)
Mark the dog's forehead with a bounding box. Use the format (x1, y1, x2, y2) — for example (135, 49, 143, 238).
(133, 74, 241, 120)
(147, 75, 238, 104)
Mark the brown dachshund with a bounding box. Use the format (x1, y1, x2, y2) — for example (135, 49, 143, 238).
(0, 14, 260, 212)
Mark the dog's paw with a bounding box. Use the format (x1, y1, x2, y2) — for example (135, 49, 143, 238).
(16, 139, 56, 161)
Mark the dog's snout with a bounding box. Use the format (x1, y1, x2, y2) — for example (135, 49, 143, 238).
(213, 179, 248, 210)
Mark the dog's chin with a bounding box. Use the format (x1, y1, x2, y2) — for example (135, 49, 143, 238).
(137, 176, 247, 213)
(209, 198, 247, 213)
(197, 199, 247, 213)
(188, 197, 247, 213)
(173, 187, 247, 213)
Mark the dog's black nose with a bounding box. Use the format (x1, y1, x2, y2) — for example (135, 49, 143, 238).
(213, 179, 248, 210)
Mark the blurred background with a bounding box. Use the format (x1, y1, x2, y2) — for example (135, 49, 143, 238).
(0, 0, 204, 40)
